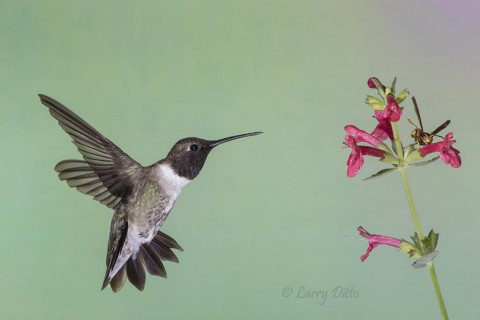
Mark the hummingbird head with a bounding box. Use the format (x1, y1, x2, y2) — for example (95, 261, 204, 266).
(165, 132, 262, 180)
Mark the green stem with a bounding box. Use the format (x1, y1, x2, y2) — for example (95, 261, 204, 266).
(428, 263, 449, 319)
(399, 168, 423, 238)
(390, 122, 448, 319)
(390, 123, 423, 237)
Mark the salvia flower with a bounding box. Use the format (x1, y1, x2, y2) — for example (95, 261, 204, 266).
(357, 226, 402, 262)
(371, 110, 393, 141)
(344, 135, 385, 177)
(344, 125, 384, 148)
(367, 77, 382, 89)
(419, 132, 462, 168)
(343, 125, 395, 176)
(345, 77, 459, 179)
(383, 95, 402, 122)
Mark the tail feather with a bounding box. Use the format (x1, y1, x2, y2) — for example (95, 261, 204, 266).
(140, 245, 167, 277)
(154, 231, 183, 251)
(127, 254, 146, 291)
(109, 265, 126, 293)
(105, 230, 183, 292)
(150, 238, 180, 263)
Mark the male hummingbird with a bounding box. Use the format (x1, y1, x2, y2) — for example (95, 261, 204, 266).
(39, 94, 261, 292)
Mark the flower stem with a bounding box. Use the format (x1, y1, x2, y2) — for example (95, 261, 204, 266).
(390, 123, 424, 237)
(391, 122, 448, 319)
(428, 263, 449, 319)
(398, 168, 423, 238)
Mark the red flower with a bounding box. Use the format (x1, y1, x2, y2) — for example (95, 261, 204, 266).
(344, 135, 385, 177)
(419, 132, 461, 168)
(383, 95, 402, 122)
(371, 110, 393, 141)
(344, 125, 383, 147)
(357, 226, 402, 262)
(367, 77, 382, 89)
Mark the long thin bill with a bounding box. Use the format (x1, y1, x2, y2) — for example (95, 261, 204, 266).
(209, 132, 262, 147)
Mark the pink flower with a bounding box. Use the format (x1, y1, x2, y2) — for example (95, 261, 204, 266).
(344, 135, 385, 177)
(419, 132, 462, 168)
(383, 95, 402, 122)
(367, 77, 382, 89)
(371, 110, 393, 141)
(344, 125, 382, 147)
(357, 226, 402, 262)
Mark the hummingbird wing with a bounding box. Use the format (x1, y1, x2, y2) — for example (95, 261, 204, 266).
(39, 94, 143, 208)
(102, 211, 129, 291)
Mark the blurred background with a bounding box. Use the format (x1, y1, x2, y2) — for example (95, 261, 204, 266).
(1, 1, 478, 319)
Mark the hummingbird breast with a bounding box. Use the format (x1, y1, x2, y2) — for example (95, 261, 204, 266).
(126, 163, 190, 244)
(106, 162, 190, 282)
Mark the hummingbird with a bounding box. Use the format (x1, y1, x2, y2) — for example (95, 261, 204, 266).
(39, 94, 261, 292)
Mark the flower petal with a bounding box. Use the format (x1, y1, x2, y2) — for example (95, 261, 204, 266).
(357, 226, 402, 262)
(419, 132, 462, 168)
(358, 146, 385, 158)
(439, 145, 462, 168)
(344, 135, 385, 177)
(367, 77, 382, 89)
(345, 135, 364, 177)
(383, 95, 402, 122)
(347, 148, 364, 177)
(345, 125, 382, 147)
(371, 110, 393, 141)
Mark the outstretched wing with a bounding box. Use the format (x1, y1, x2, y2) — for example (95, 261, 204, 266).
(39, 94, 144, 208)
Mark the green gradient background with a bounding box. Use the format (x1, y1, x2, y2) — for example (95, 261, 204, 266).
(1, 1, 479, 319)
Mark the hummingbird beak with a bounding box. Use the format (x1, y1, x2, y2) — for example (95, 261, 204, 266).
(209, 132, 262, 148)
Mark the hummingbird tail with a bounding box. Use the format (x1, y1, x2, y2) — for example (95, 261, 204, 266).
(104, 230, 183, 292)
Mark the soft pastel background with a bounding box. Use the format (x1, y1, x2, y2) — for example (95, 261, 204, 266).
(1, 1, 478, 319)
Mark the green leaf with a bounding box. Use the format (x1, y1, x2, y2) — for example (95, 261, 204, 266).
(407, 230, 440, 256)
(384, 87, 392, 98)
(403, 144, 416, 159)
(380, 152, 399, 165)
(408, 156, 440, 167)
(426, 229, 439, 251)
(401, 230, 440, 265)
(362, 168, 397, 181)
(371, 78, 386, 98)
(391, 77, 397, 94)
(395, 89, 410, 104)
(365, 95, 385, 110)
(411, 232, 422, 249)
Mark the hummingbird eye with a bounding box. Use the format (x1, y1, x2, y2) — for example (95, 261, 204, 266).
(189, 144, 199, 151)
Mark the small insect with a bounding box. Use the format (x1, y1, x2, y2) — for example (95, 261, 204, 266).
(412, 251, 439, 269)
(408, 96, 450, 146)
